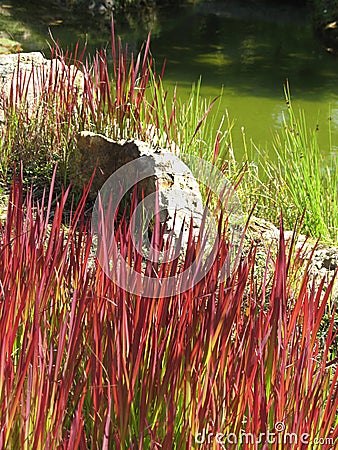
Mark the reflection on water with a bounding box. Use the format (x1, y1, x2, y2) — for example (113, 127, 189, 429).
(330, 105, 338, 132)
(271, 105, 289, 129)
(147, 1, 338, 155)
(0, 0, 338, 155)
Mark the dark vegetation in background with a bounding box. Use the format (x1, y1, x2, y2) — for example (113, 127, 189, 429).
(311, 0, 338, 52)
(48, 0, 338, 53)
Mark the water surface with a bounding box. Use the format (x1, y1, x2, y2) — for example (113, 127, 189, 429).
(150, 1, 338, 156)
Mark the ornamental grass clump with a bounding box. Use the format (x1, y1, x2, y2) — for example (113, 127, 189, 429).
(0, 23, 230, 200)
(0, 171, 336, 448)
(0, 31, 165, 190)
(272, 97, 338, 242)
(246, 85, 338, 244)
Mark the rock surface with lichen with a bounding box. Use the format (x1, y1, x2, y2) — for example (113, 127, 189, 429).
(0, 52, 84, 127)
(69, 131, 204, 244)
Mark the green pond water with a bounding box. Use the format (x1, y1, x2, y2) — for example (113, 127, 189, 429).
(1, 0, 338, 159)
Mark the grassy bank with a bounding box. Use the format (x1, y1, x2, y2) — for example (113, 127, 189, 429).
(1, 41, 337, 243)
(0, 27, 337, 448)
(238, 85, 338, 243)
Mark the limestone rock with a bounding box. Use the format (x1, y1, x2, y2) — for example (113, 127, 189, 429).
(0, 52, 83, 126)
(247, 216, 338, 301)
(70, 131, 204, 244)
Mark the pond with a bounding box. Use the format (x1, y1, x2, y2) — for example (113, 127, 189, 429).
(1, 0, 338, 158)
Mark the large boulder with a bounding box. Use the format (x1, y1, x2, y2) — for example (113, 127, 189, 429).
(0, 52, 45, 112)
(0, 52, 83, 126)
(70, 131, 204, 244)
